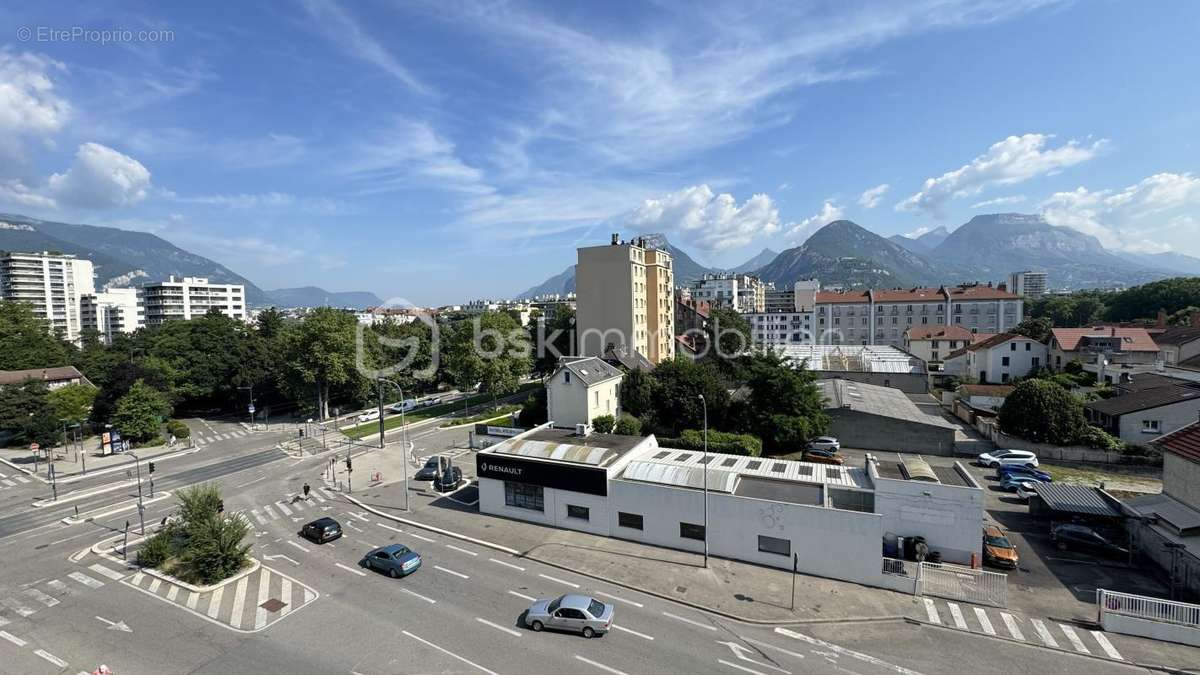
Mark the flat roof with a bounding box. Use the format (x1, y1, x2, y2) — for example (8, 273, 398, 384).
(1034, 483, 1123, 518)
(734, 477, 823, 506)
(775, 345, 926, 375)
(818, 379, 956, 429)
(488, 427, 648, 468)
(618, 447, 872, 492)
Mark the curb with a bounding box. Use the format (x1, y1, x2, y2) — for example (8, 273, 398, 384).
(62, 491, 172, 524)
(32, 477, 139, 508)
(139, 558, 262, 594)
(341, 492, 905, 627)
(0, 455, 45, 483)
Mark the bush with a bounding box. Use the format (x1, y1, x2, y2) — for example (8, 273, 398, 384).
(136, 531, 174, 568)
(166, 419, 190, 439)
(179, 516, 251, 585)
(591, 414, 616, 432)
(659, 429, 762, 457)
(1076, 425, 1123, 451)
(999, 379, 1087, 445)
(613, 413, 642, 436)
(516, 390, 547, 427)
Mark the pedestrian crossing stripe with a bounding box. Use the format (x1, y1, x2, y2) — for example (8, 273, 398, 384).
(1030, 618, 1058, 647)
(1000, 612, 1024, 641)
(973, 607, 995, 635)
(1092, 631, 1122, 660)
(947, 603, 967, 630)
(24, 588, 59, 608)
(1, 479, 15, 487)
(921, 600, 1121, 661)
(14, 475, 30, 483)
(275, 501, 293, 517)
(1060, 624, 1089, 653)
(68, 572, 104, 589)
(89, 564, 126, 581)
(923, 598, 940, 624)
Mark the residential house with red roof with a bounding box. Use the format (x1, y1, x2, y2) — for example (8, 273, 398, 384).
(942, 333, 1048, 384)
(1049, 326, 1161, 378)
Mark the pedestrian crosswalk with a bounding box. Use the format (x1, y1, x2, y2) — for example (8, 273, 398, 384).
(124, 564, 317, 632)
(0, 562, 127, 625)
(0, 471, 34, 490)
(193, 429, 253, 446)
(920, 599, 1124, 660)
(245, 489, 337, 526)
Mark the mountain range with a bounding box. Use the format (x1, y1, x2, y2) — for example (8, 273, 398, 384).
(0, 213, 380, 309)
(265, 287, 383, 309)
(520, 213, 1197, 298)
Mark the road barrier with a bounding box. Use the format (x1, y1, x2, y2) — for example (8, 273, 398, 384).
(1098, 589, 1200, 646)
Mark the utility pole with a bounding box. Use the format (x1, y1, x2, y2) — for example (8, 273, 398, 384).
(791, 553, 798, 611)
(239, 385, 255, 429)
(698, 393, 709, 569)
(129, 452, 146, 534)
(377, 377, 410, 511)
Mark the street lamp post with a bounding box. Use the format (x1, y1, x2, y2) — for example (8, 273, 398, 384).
(698, 394, 709, 569)
(128, 451, 146, 535)
(377, 377, 410, 512)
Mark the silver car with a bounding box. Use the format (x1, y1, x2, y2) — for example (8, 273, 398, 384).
(525, 594, 614, 638)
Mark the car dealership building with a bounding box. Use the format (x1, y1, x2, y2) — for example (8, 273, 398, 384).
(476, 425, 984, 590)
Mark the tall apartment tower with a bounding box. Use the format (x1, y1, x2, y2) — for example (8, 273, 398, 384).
(1007, 271, 1047, 299)
(576, 235, 675, 364)
(0, 251, 95, 343)
(140, 276, 247, 325)
(80, 288, 144, 344)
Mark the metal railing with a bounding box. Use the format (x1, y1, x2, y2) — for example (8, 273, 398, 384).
(1098, 589, 1200, 628)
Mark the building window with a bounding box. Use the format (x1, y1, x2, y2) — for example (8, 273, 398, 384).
(1002, 357, 1010, 366)
(504, 482, 544, 512)
(1032, 357, 1040, 367)
(618, 512, 643, 530)
(564, 371, 571, 384)
(757, 535, 791, 557)
(566, 504, 590, 521)
(1142, 420, 1161, 433)
(679, 522, 706, 541)
(1025, 342, 1031, 351)
(1010, 342, 1016, 351)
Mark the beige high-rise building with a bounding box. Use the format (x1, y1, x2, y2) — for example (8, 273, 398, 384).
(576, 235, 675, 364)
(0, 251, 95, 343)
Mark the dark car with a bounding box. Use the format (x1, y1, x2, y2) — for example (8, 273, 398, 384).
(996, 465, 1052, 482)
(301, 517, 343, 544)
(1050, 524, 1128, 558)
(415, 457, 441, 481)
(432, 466, 463, 492)
(363, 543, 422, 578)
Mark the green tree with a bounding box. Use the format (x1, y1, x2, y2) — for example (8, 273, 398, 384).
(112, 380, 171, 443)
(530, 307, 576, 376)
(48, 383, 97, 426)
(443, 312, 530, 401)
(516, 389, 547, 427)
(1104, 277, 1200, 322)
(618, 367, 656, 418)
(279, 308, 362, 419)
(649, 358, 729, 435)
(998, 379, 1086, 445)
(612, 413, 642, 436)
(1011, 317, 1053, 343)
(704, 307, 752, 376)
(737, 351, 829, 453)
(0, 381, 61, 447)
(0, 301, 70, 369)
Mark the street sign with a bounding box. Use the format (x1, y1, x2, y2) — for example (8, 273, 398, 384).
(30, 442, 39, 451)
(248, 404, 255, 414)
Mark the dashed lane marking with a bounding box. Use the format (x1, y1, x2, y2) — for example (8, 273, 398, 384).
(947, 602, 967, 630)
(34, 649, 68, 668)
(475, 617, 521, 638)
(775, 628, 923, 675)
(973, 607, 995, 635)
(401, 588, 436, 604)
(1091, 631, 1123, 660)
(68, 572, 103, 589)
(435, 565, 469, 580)
(507, 590, 537, 602)
(1000, 613, 1024, 641)
(408, 532, 435, 543)
(89, 564, 126, 581)
(286, 540, 310, 553)
(1059, 624, 1089, 654)
(576, 655, 631, 675)
(0, 631, 26, 646)
(402, 630, 498, 675)
(595, 591, 643, 608)
(662, 611, 717, 631)
(358, 540, 379, 549)
(538, 573, 579, 589)
(922, 598, 940, 624)
(335, 563, 367, 577)
(611, 624, 654, 640)
(376, 522, 404, 535)
(445, 544, 478, 556)
(1030, 618, 1058, 648)
(719, 659, 771, 675)
(489, 558, 525, 572)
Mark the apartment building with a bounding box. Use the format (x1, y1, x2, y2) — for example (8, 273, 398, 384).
(576, 235, 674, 364)
(746, 280, 819, 346)
(687, 273, 766, 312)
(0, 251, 95, 342)
(140, 276, 246, 325)
(1007, 270, 1047, 299)
(1049, 326, 1160, 371)
(814, 284, 1022, 348)
(80, 288, 144, 344)
(903, 325, 989, 368)
(954, 333, 1049, 384)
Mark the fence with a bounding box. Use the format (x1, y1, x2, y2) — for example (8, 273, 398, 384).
(1098, 589, 1200, 647)
(879, 557, 1008, 608)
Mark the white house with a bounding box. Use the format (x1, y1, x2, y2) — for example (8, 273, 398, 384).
(546, 357, 623, 429)
(961, 333, 1048, 384)
(1085, 382, 1200, 444)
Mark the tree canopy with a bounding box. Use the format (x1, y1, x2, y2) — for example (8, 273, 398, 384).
(112, 380, 172, 443)
(0, 301, 70, 370)
(998, 379, 1086, 445)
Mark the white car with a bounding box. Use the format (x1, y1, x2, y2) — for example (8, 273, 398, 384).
(1015, 483, 1039, 502)
(807, 436, 840, 452)
(389, 400, 417, 413)
(977, 449, 1039, 469)
(357, 409, 381, 423)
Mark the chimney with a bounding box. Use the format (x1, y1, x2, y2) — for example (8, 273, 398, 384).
(611, 233, 619, 245)
(1157, 308, 1168, 328)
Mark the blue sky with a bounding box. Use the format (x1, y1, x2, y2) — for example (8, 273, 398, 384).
(2, 0, 1198, 304)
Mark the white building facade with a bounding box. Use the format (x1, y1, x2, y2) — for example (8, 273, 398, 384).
(79, 288, 143, 344)
(546, 357, 623, 429)
(0, 251, 95, 343)
(687, 273, 767, 313)
(140, 276, 246, 325)
(1007, 271, 1047, 299)
(963, 334, 1049, 384)
(815, 285, 1022, 348)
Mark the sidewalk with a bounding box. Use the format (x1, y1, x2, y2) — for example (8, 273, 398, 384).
(345, 480, 914, 624)
(0, 440, 196, 482)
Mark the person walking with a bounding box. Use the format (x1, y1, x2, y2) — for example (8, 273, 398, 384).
(302, 482, 311, 500)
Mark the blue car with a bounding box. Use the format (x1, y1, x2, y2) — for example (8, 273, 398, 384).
(1000, 475, 1039, 492)
(363, 544, 422, 578)
(997, 465, 1052, 482)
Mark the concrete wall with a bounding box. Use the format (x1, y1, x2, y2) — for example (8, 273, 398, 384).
(818, 371, 928, 394)
(1164, 452, 1200, 508)
(1101, 612, 1200, 647)
(608, 479, 885, 587)
(828, 409, 956, 456)
(477, 477, 613, 536)
(1115, 399, 1200, 444)
(871, 469, 984, 565)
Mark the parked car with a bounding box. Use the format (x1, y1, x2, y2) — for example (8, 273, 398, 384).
(414, 457, 442, 481)
(362, 544, 421, 578)
(806, 437, 840, 452)
(982, 525, 1019, 569)
(433, 465, 464, 492)
(1015, 483, 1039, 502)
(996, 465, 1052, 482)
(977, 449, 1039, 468)
(1050, 524, 1129, 558)
(389, 400, 417, 414)
(999, 475, 1039, 492)
(357, 409, 381, 423)
(301, 517, 343, 544)
(525, 594, 614, 638)
(801, 449, 845, 465)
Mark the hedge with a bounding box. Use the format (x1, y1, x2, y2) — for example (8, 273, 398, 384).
(658, 429, 762, 457)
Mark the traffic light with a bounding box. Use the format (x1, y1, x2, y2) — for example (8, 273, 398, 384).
(345, 456, 352, 472)
(148, 462, 156, 474)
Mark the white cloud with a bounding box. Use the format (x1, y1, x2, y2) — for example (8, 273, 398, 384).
(173, 191, 343, 215)
(969, 195, 1026, 209)
(897, 134, 1106, 214)
(0, 179, 57, 208)
(48, 143, 152, 209)
(342, 119, 493, 196)
(789, 200, 844, 240)
(301, 0, 431, 95)
(904, 226, 933, 238)
(628, 185, 781, 252)
(0, 49, 70, 137)
(858, 183, 890, 208)
(1040, 172, 1200, 253)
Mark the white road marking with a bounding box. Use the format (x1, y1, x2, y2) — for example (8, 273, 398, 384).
(408, 532, 435, 543)
(318, 488, 337, 500)
(0, 631, 26, 646)
(229, 576, 249, 628)
(475, 617, 521, 637)
(89, 564, 126, 581)
(1059, 624, 1089, 653)
(775, 628, 923, 675)
(263, 505, 278, 520)
(291, 499, 308, 510)
(538, 573, 580, 588)
(236, 476, 267, 489)
(611, 624, 654, 640)
(275, 501, 293, 517)
(349, 511, 370, 522)
(662, 611, 717, 631)
(402, 630, 498, 675)
(741, 637, 807, 661)
(166, 585, 179, 602)
(35, 650, 68, 668)
(1000, 612, 1024, 641)
(15, 475, 30, 483)
(279, 579, 293, 616)
(576, 655, 630, 675)
(186, 592, 199, 610)
(310, 492, 326, 503)
(147, 579, 162, 594)
(401, 588, 436, 604)
(68, 571, 104, 589)
(595, 590, 643, 608)
(947, 602, 967, 630)
(1, 479, 14, 487)
(345, 521, 364, 532)
(1091, 631, 1123, 660)
(25, 588, 59, 608)
(507, 590, 537, 602)
(719, 659, 771, 675)
(131, 572, 144, 585)
(973, 607, 995, 635)
(1, 597, 35, 617)
(1030, 618, 1058, 647)
(253, 569, 271, 630)
(489, 558, 525, 571)
(435, 565, 469, 579)
(45, 579, 67, 593)
(358, 540, 379, 549)
(286, 540, 310, 553)
(923, 598, 940, 624)
(376, 522, 404, 534)
(446, 544, 478, 556)
(336, 562, 367, 577)
(206, 586, 225, 619)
